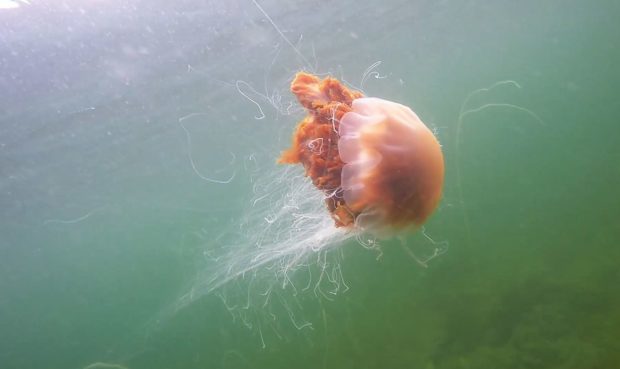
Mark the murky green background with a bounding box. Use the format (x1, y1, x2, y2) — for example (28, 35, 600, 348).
(1, 0, 619, 368)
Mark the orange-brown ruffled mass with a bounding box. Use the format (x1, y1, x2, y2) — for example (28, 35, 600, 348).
(278, 72, 362, 227)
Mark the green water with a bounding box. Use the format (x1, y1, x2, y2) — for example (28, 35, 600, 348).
(1, 1, 619, 368)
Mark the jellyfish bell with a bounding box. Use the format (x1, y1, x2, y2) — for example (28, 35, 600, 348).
(339, 97, 445, 234)
(280, 72, 444, 236)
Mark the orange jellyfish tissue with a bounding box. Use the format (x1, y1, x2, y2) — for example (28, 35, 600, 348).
(279, 72, 444, 234)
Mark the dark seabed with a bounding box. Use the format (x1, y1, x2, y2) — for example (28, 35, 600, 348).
(1, 0, 619, 368)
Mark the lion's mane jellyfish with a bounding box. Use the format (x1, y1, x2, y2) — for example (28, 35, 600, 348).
(280, 72, 444, 234)
(171, 72, 445, 329)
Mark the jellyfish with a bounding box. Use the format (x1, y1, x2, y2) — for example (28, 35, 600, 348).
(279, 72, 444, 234)
(169, 72, 445, 330)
